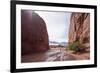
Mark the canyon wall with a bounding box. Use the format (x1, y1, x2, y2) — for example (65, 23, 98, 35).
(21, 10, 49, 55)
(69, 13, 90, 50)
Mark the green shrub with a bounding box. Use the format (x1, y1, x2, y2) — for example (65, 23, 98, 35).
(68, 41, 81, 52)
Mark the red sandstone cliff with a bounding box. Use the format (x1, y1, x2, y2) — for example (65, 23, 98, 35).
(21, 10, 49, 55)
(69, 13, 90, 50)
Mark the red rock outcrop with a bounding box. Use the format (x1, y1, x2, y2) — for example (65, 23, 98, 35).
(69, 13, 90, 50)
(21, 10, 49, 55)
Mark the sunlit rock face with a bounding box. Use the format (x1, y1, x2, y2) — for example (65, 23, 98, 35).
(69, 13, 90, 50)
(21, 10, 49, 55)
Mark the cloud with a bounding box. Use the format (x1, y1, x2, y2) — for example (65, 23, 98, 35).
(35, 11, 71, 42)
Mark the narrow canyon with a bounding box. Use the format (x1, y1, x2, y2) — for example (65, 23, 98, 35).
(21, 11, 90, 62)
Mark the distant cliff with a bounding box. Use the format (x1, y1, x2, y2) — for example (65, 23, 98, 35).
(69, 13, 90, 50)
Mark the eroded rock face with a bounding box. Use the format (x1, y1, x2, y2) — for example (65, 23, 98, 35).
(21, 10, 49, 55)
(69, 13, 90, 49)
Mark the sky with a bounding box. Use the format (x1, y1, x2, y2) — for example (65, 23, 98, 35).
(35, 11, 71, 43)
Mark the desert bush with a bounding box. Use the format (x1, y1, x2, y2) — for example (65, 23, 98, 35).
(68, 41, 81, 52)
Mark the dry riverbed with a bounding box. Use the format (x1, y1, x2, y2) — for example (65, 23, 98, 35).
(21, 47, 90, 63)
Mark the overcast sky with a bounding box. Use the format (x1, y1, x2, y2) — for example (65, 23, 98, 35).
(35, 11, 71, 42)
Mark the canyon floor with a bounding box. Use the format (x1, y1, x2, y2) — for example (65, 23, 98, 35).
(21, 47, 90, 63)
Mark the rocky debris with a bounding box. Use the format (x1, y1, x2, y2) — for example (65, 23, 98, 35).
(69, 13, 90, 51)
(21, 10, 49, 55)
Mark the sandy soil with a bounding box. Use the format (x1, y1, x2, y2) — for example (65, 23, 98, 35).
(21, 47, 90, 63)
(66, 50, 90, 60)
